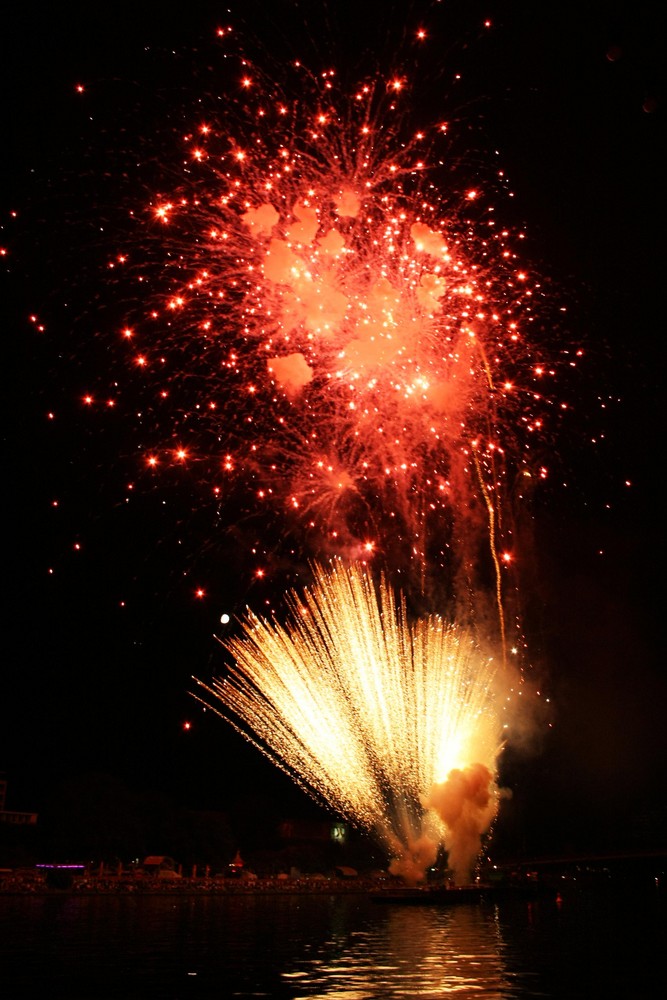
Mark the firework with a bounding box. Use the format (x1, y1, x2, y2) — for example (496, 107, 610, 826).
(106, 33, 560, 877)
(119, 54, 557, 621)
(194, 560, 505, 883)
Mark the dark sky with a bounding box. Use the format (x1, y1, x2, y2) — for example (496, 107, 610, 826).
(2, 0, 664, 857)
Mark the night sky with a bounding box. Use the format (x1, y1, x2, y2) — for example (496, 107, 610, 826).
(3, 0, 664, 859)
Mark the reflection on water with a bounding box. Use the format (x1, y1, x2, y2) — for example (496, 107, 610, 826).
(283, 903, 521, 998)
(0, 886, 664, 998)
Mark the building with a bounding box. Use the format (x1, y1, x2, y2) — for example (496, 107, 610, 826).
(0, 774, 38, 827)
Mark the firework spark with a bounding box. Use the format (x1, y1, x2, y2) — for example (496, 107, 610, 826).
(194, 561, 505, 883)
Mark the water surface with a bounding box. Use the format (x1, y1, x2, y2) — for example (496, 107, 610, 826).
(1, 885, 664, 998)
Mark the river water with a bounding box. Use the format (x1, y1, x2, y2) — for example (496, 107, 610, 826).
(1, 883, 664, 998)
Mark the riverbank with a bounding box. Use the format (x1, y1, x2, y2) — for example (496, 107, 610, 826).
(0, 868, 384, 895)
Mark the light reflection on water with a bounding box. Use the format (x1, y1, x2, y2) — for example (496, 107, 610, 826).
(282, 903, 525, 998)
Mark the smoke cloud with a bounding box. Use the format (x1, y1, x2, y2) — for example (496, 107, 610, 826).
(423, 763, 502, 884)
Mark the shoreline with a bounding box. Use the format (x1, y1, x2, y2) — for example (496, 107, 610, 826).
(0, 871, 387, 896)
